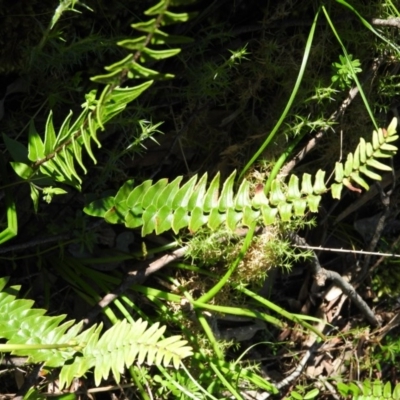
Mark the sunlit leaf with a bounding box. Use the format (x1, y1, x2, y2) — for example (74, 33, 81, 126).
(27, 121, 45, 162)
(10, 162, 34, 180)
(286, 175, 301, 201)
(171, 175, 197, 209)
(218, 170, 236, 212)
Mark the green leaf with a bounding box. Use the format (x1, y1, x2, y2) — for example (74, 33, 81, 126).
(142, 204, 158, 235)
(261, 205, 278, 225)
(84, 196, 115, 218)
(189, 206, 207, 232)
(304, 388, 319, 399)
(131, 18, 157, 33)
(10, 162, 34, 180)
(157, 176, 183, 209)
(386, 134, 399, 143)
(301, 173, 313, 194)
(125, 207, 143, 229)
(383, 381, 392, 398)
(55, 110, 74, 146)
(104, 54, 134, 72)
(313, 169, 326, 194)
(293, 198, 307, 216)
(172, 207, 190, 234)
(334, 162, 344, 183)
(81, 127, 97, 164)
(344, 153, 353, 176)
(380, 142, 398, 152)
(372, 380, 382, 397)
(378, 127, 385, 145)
(290, 391, 303, 400)
(286, 175, 301, 201)
(234, 179, 250, 210)
(208, 207, 225, 231)
(218, 170, 236, 212)
(28, 120, 45, 162)
(387, 117, 397, 134)
(62, 147, 81, 184)
(117, 36, 147, 50)
(104, 204, 126, 224)
(162, 11, 194, 25)
(140, 178, 168, 209)
(72, 136, 87, 174)
(186, 174, 207, 211)
(90, 69, 121, 84)
(115, 179, 136, 205)
(87, 112, 101, 148)
(154, 205, 173, 234)
(53, 152, 73, 181)
(269, 180, 285, 206)
(127, 180, 153, 208)
(242, 206, 260, 227)
(372, 129, 379, 149)
(110, 82, 154, 104)
(331, 183, 343, 199)
(371, 149, 392, 158)
(62, 108, 86, 147)
(44, 111, 57, 155)
(144, 0, 166, 15)
(128, 62, 173, 80)
(278, 202, 292, 221)
(350, 172, 369, 190)
(307, 194, 321, 212)
(226, 207, 242, 231)
(141, 47, 181, 61)
(30, 184, 40, 213)
(393, 382, 400, 398)
(2, 133, 29, 163)
(172, 175, 197, 209)
(359, 165, 381, 180)
(366, 158, 392, 171)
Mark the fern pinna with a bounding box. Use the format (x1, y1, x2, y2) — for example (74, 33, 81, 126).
(84, 118, 398, 236)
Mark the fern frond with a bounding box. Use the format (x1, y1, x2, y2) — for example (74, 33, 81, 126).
(331, 117, 398, 198)
(84, 119, 398, 236)
(84, 169, 328, 235)
(59, 319, 192, 387)
(2, 0, 194, 212)
(0, 277, 192, 389)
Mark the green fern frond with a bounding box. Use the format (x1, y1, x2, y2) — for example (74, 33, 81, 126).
(84, 119, 397, 236)
(84, 169, 328, 235)
(331, 117, 398, 198)
(2, 0, 194, 212)
(0, 277, 193, 389)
